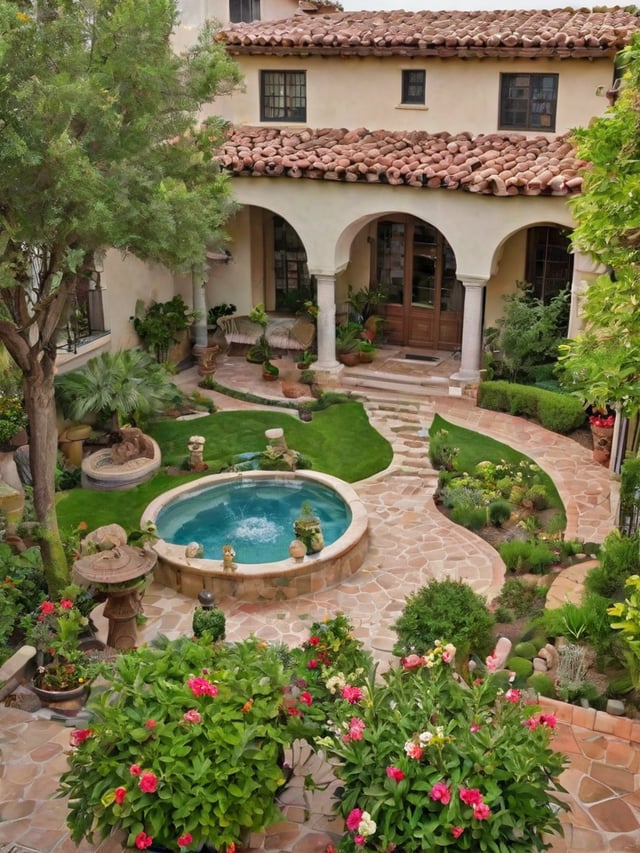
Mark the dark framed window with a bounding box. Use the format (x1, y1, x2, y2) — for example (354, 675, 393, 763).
(401, 69, 426, 105)
(229, 0, 260, 22)
(525, 226, 573, 304)
(273, 216, 313, 311)
(260, 71, 306, 123)
(499, 73, 558, 131)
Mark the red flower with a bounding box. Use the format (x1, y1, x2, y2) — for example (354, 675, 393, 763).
(589, 413, 615, 428)
(130, 764, 142, 776)
(473, 802, 492, 820)
(460, 787, 483, 806)
(504, 688, 521, 704)
(451, 826, 464, 839)
(177, 833, 193, 847)
(308, 636, 320, 646)
(539, 713, 557, 729)
(70, 728, 92, 747)
(139, 771, 158, 794)
(183, 709, 202, 724)
(300, 691, 313, 705)
(135, 831, 153, 849)
(401, 653, 424, 670)
(346, 808, 362, 831)
(187, 676, 218, 697)
(242, 699, 253, 714)
(341, 685, 363, 704)
(114, 787, 126, 805)
(145, 719, 157, 729)
(386, 766, 404, 782)
(40, 600, 55, 615)
(60, 598, 74, 609)
(307, 659, 318, 669)
(430, 782, 451, 804)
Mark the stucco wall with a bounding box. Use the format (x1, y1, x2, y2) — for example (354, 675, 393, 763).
(219, 54, 611, 136)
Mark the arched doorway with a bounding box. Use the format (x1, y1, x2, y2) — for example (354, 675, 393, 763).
(374, 216, 463, 350)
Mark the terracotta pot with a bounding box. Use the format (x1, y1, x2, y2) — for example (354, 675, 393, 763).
(338, 351, 360, 367)
(262, 371, 279, 381)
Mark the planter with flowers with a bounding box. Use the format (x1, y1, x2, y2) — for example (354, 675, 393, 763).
(22, 596, 102, 702)
(58, 635, 297, 852)
(589, 412, 615, 465)
(307, 641, 566, 852)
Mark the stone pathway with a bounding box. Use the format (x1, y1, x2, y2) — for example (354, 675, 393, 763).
(1, 356, 637, 852)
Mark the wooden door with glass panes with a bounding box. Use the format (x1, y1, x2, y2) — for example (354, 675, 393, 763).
(375, 217, 463, 350)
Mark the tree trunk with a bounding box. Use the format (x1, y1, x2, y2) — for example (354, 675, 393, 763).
(22, 350, 70, 594)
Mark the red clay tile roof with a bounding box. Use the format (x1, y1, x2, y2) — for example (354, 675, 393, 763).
(216, 126, 587, 196)
(217, 8, 638, 58)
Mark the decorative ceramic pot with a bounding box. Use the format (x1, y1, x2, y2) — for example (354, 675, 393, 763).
(338, 351, 360, 367)
(30, 678, 89, 704)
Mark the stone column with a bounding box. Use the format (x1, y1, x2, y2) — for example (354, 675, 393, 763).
(568, 251, 606, 338)
(451, 277, 487, 382)
(314, 274, 340, 372)
(192, 271, 208, 349)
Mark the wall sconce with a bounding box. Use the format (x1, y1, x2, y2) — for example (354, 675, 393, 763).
(206, 249, 233, 264)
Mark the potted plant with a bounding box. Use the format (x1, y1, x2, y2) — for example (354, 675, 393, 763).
(336, 324, 363, 367)
(589, 410, 615, 464)
(262, 360, 280, 381)
(191, 606, 226, 641)
(293, 501, 324, 553)
(358, 340, 377, 364)
(58, 636, 296, 852)
(132, 295, 196, 364)
(298, 401, 314, 422)
(294, 349, 315, 370)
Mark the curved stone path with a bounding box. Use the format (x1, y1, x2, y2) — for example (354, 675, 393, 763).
(0, 362, 636, 853)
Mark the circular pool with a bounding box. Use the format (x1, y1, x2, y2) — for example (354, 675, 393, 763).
(144, 470, 368, 602)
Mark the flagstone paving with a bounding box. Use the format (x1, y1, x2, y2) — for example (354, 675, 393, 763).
(1, 353, 637, 852)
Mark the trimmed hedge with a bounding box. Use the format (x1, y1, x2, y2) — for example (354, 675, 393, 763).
(477, 381, 586, 434)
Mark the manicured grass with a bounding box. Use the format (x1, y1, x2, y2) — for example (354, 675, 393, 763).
(56, 402, 392, 535)
(431, 413, 564, 511)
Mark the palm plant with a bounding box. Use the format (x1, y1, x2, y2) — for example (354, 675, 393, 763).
(55, 350, 181, 432)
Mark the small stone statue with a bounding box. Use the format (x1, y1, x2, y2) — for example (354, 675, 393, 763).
(188, 435, 207, 472)
(185, 541, 204, 558)
(222, 543, 237, 571)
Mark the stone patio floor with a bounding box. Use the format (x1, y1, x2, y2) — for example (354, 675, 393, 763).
(1, 351, 639, 852)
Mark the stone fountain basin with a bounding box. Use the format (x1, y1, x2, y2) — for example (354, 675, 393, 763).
(81, 439, 161, 491)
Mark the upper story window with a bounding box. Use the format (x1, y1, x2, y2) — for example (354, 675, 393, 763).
(401, 69, 426, 105)
(525, 226, 573, 305)
(260, 71, 306, 123)
(499, 73, 558, 131)
(229, 0, 260, 22)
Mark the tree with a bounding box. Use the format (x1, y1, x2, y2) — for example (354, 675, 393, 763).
(0, 0, 241, 592)
(560, 33, 640, 417)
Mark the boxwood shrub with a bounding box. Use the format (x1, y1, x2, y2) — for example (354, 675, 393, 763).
(478, 381, 586, 434)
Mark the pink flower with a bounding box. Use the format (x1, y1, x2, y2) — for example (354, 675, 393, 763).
(307, 659, 318, 669)
(114, 787, 126, 805)
(504, 688, 521, 703)
(60, 598, 74, 609)
(135, 832, 153, 849)
(138, 771, 158, 794)
(354, 836, 366, 846)
(342, 685, 363, 704)
(300, 691, 313, 706)
(346, 808, 362, 831)
(308, 636, 320, 646)
(539, 713, 557, 729)
(40, 600, 55, 615)
(177, 833, 193, 847)
(451, 826, 464, 839)
(386, 766, 404, 782)
(187, 676, 218, 697)
(401, 654, 424, 670)
(70, 728, 92, 747)
(183, 709, 202, 724)
(470, 723, 481, 733)
(429, 782, 451, 804)
(523, 717, 540, 731)
(485, 653, 498, 672)
(473, 802, 492, 820)
(460, 787, 483, 807)
(130, 764, 142, 776)
(404, 742, 423, 760)
(344, 716, 366, 742)
(145, 719, 157, 729)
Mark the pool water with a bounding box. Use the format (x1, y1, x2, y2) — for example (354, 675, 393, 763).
(154, 477, 352, 563)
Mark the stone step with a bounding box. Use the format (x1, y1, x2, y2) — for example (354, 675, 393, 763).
(342, 371, 454, 398)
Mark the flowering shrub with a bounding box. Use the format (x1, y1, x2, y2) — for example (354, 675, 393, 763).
(58, 636, 296, 851)
(316, 644, 566, 852)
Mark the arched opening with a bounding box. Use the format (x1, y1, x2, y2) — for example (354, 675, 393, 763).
(373, 216, 463, 350)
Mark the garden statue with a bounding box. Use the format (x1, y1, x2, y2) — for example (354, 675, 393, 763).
(222, 543, 237, 571)
(111, 427, 155, 464)
(185, 541, 204, 558)
(188, 434, 207, 472)
(293, 501, 324, 554)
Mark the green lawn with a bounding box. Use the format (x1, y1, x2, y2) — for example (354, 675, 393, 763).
(431, 413, 564, 511)
(56, 402, 392, 535)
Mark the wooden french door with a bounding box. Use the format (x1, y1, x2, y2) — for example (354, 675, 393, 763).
(375, 217, 463, 351)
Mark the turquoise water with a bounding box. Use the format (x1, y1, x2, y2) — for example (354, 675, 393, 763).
(155, 478, 352, 563)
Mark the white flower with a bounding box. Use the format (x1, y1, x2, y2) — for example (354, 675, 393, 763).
(418, 730, 434, 744)
(358, 811, 377, 837)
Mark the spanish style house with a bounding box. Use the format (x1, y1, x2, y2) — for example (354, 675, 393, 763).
(64, 4, 638, 381)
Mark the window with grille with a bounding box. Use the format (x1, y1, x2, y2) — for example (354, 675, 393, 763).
(401, 69, 426, 105)
(499, 73, 558, 131)
(260, 71, 306, 123)
(229, 0, 260, 23)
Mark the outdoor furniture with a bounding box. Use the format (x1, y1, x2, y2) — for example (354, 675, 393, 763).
(217, 314, 315, 352)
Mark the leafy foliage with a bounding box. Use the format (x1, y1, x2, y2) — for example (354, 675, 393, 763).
(478, 381, 586, 433)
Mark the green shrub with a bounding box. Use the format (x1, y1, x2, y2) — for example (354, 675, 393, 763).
(487, 498, 512, 526)
(585, 530, 640, 601)
(513, 641, 538, 660)
(428, 428, 459, 470)
(495, 577, 547, 618)
(393, 578, 495, 661)
(493, 605, 515, 623)
(191, 607, 226, 642)
(499, 540, 555, 574)
(506, 655, 534, 683)
(525, 484, 549, 511)
(527, 672, 556, 697)
(477, 381, 586, 434)
(450, 504, 487, 530)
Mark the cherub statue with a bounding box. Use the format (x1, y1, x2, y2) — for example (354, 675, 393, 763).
(222, 543, 237, 572)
